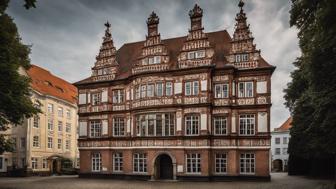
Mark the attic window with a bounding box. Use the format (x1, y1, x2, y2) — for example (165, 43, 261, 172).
(44, 81, 53, 87)
(56, 86, 64, 93)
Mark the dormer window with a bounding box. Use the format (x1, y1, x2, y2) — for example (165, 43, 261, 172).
(148, 56, 161, 65)
(187, 50, 205, 60)
(235, 53, 249, 62)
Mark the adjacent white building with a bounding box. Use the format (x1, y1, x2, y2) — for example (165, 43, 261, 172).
(271, 117, 292, 172)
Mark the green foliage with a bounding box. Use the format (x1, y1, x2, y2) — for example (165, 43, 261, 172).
(285, 0, 336, 158)
(0, 0, 39, 154)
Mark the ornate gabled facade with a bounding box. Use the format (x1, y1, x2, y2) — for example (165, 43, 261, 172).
(75, 1, 275, 181)
(227, 0, 261, 69)
(91, 22, 118, 81)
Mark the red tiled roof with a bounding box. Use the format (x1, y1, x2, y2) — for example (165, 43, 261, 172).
(75, 29, 273, 85)
(274, 117, 292, 132)
(27, 65, 77, 104)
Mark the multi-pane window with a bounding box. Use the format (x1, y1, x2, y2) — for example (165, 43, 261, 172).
(113, 117, 125, 136)
(240, 153, 255, 174)
(235, 53, 249, 62)
(283, 137, 288, 144)
(31, 158, 38, 169)
(238, 82, 254, 97)
(185, 115, 199, 135)
(92, 93, 101, 105)
(113, 90, 124, 103)
(141, 85, 146, 98)
(47, 103, 53, 114)
(148, 56, 160, 65)
(33, 116, 39, 128)
(283, 148, 287, 155)
(58, 107, 63, 117)
(185, 81, 199, 96)
(136, 113, 175, 136)
(187, 50, 205, 59)
(33, 136, 39, 147)
(66, 123, 71, 133)
(113, 153, 123, 172)
(58, 139, 62, 149)
(215, 153, 227, 173)
(156, 82, 163, 96)
(66, 140, 70, 150)
(166, 82, 172, 96)
(239, 114, 255, 135)
(42, 159, 48, 169)
(58, 121, 63, 132)
(147, 84, 154, 97)
(214, 117, 227, 135)
(275, 137, 280, 144)
(47, 137, 53, 148)
(186, 153, 201, 173)
(275, 148, 280, 155)
(135, 85, 140, 99)
(90, 121, 102, 138)
(66, 109, 71, 119)
(48, 119, 53, 130)
(214, 84, 229, 98)
(92, 153, 102, 172)
(133, 153, 147, 173)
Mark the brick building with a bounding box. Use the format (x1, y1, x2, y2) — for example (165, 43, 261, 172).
(75, 1, 275, 181)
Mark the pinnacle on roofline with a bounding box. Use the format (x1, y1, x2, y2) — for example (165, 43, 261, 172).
(189, 4, 203, 18)
(238, 0, 245, 10)
(147, 11, 159, 25)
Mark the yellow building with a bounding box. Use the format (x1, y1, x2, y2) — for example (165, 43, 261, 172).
(0, 65, 78, 175)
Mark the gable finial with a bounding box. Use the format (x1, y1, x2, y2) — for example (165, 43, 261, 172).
(189, 4, 203, 18)
(238, 0, 244, 11)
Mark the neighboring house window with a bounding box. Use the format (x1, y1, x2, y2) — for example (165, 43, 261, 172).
(113, 90, 124, 103)
(275, 148, 281, 155)
(92, 153, 102, 172)
(283, 148, 287, 155)
(58, 121, 63, 132)
(47, 103, 53, 114)
(186, 153, 201, 173)
(240, 153, 255, 174)
(283, 137, 288, 144)
(58, 107, 63, 117)
(133, 153, 147, 173)
(185, 115, 199, 135)
(238, 82, 254, 97)
(92, 93, 101, 105)
(113, 117, 125, 136)
(214, 116, 227, 135)
(33, 116, 39, 128)
(31, 158, 38, 169)
(185, 81, 199, 96)
(66, 140, 70, 150)
(20, 137, 25, 148)
(215, 153, 227, 173)
(33, 136, 39, 147)
(66, 109, 71, 119)
(113, 153, 123, 172)
(165, 82, 172, 96)
(47, 137, 53, 148)
(66, 123, 71, 133)
(156, 82, 163, 97)
(147, 84, 154, 97)
(90, 121, 102, 138)
(42, 159, 48, 169)
(239, 114, 255, 135)
(48, 119, 53, 131)
(58, 139, 62, 149)
(214, 84, 229, 98)
(275, 137, 281, 144)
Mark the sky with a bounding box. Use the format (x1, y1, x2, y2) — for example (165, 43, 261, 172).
(7, 0, 300, 129)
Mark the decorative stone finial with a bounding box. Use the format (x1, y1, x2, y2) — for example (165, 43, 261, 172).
(147, 11, 159, 25)
(238, 0, 244, 10)
(104, 21, 111, 28)
(189, 4, 203, 18)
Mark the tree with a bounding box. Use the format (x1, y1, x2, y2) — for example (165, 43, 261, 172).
(284, 0, 336, 176)
(0, 0, 39, 154)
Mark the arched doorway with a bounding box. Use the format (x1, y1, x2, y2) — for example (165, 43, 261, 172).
(155, 154, 173, 180)
(272, 159, 283, 172)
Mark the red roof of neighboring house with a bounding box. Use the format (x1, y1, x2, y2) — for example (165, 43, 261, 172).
(27, 65, 77, 104)
(274, 117, 292, 132)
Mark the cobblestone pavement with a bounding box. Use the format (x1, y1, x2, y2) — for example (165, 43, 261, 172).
(0, 173, 334, 189)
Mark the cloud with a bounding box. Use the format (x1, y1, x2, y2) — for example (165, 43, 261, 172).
(7, 0, 299, 129)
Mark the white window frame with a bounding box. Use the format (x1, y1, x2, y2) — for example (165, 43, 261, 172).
(275, 137, 281, 144)
(47, 137, 53, 148)
(240, 153, 255, 174)
(33, 116, 39, 128)
(239, 114, 255, 135)
(66, 140, 70, 150)
(42, 158, 48, 169)
(185, 81, 199, 96)
(33, 136, 39, 147)
(133, 153, 147, 173)
(214, 83, 229, 98)
(113, 153, 123, 172)
(47, 103, 53, 114)
(113, 90, 124, 104)
(275, 148, 281, 155)
(58, 139, 62, 149)
(185, 115, 199, 136)
(156, 82, 163, 97)
(147, 84, 154, 97)
(214, 116, 227, 135)
(48, 119, 53, 131)
(113, 117, 125, 137)
(153, 56, 161, 64)
(58, 121, 62, 132)
(92, 153, 102, 172)
(57, 107, 63, 117)
(90, 121, 102, 138)
(238, 82, 254, 98)
(66, 123, 71, 133)
(165, 82, 172, 96)
(66, 109, 71, 119)
(186, 153, 201, 174)
(31, 157, 38, 169)
(92, 93, 101, 105)
(215, 153, 227, 174)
